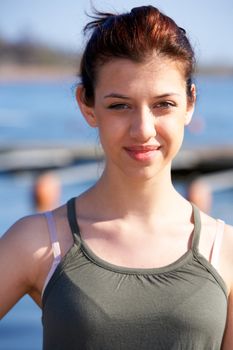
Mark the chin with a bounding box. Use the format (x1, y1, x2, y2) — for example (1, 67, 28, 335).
(121, 165, 164, 182)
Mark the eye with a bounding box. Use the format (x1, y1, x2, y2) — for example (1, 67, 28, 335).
(154, 101, 175, 109)
(107, 103, 130, 110)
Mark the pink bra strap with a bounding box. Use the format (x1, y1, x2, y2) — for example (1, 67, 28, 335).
(44, 211, 61, 259)
(210, 219, 225, 270)
(41, 211, 62, 297)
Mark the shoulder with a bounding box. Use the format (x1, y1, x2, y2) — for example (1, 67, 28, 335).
(0, 213, 50, 282)
(223, 221, 233, 238)
(1, 202, 70, 265)
(0, 212, 53, 316)
(197, 211, 233, 292)
(0, 203, 71, 304)
(221, 222, 233, 289)
(220, 223, 233, 349)
(221, 222, 233, 267)
(2, 202, 69, 252)
(2, 212, 49, 252)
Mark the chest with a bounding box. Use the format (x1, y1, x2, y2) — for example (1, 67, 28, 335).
(42, 250, 227, 350)
(79, 224, 194, 270)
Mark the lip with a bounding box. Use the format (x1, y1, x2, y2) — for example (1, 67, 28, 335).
(124, 145, 161, 161)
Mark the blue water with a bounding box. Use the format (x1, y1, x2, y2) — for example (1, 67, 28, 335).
(0, 76, 233, 349)
(185, 76, 233, 146)
(0, 79, 96, 146)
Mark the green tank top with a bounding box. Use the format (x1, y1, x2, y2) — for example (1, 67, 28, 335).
(42, 198, 227, 349)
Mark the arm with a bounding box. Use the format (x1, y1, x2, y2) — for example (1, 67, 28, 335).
(221, 291, 233, 350)
(0, 214, 50, 318)
(220, 224, 233, 350)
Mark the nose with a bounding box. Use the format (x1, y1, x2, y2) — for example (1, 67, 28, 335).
(129, 107, 156, 141)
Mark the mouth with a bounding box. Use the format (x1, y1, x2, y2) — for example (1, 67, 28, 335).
(124, 145, 161, 161)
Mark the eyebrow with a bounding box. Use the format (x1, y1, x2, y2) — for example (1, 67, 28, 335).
(103, 92, 181, 99)
(155, 93, 181, 98)
(104, 93, 130, 99)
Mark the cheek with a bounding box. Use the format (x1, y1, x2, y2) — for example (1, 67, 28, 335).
(98, 118, 127, 141)
(97, 122, 121, 154)
(157, 119, 185, 144)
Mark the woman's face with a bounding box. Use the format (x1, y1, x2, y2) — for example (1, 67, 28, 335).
(78, 56, 195, 181)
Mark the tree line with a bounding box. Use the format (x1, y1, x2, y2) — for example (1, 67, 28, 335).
(0, 35, 80, 66)
(0, 34, 232, 75)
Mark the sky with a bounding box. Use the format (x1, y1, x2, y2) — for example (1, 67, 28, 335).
(0, 0, 233, 65)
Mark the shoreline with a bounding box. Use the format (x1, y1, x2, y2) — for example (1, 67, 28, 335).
(1, 63, 233, 83)
(0, 63, 77, 83)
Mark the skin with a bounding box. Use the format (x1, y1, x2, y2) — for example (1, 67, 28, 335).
(0, 55, 233, 348)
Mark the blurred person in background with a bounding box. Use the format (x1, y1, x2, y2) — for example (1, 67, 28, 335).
(0, 5, 233, 350)
(32, 171, 61, 212)
(187, 178, 213, 214)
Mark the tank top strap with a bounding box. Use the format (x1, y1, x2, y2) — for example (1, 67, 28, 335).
(190, 203, 202, 252)
(67, 197, 81, 244)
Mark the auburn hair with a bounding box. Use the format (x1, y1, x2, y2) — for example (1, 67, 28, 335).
(79, 6, 195, 105)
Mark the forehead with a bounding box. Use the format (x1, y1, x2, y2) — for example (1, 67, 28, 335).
(95, 56, 186, 93)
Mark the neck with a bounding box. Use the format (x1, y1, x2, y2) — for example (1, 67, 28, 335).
(88, 163, 184, 219)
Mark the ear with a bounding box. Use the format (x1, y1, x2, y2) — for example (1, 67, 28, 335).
(76, 86, 98, 128)
(184, 84, 196, 126)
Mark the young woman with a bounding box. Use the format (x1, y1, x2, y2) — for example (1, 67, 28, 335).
(0, 6, 233, 349)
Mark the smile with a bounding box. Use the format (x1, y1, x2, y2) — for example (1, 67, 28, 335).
(124, 145, 161, 161)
